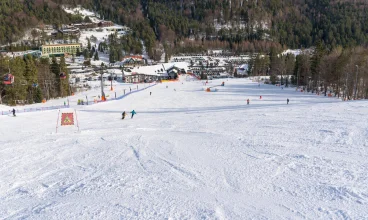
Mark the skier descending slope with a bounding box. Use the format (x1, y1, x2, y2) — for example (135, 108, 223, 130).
(12, 108, 16, 117)
(122, 111, 126, 120)
(130, 110, 136, 119)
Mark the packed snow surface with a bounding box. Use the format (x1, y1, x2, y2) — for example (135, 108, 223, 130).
(0, 78, 367, 219)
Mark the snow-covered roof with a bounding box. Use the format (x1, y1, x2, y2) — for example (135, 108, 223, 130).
(107, 69, 123, 75)
(237, 64, 249, 69)
(128, 62, 188, 76)
(282, 49, 302, 56)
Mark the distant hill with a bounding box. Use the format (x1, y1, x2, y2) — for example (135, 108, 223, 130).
(0, 0, 88, 45)
(2, 0, 368, 54)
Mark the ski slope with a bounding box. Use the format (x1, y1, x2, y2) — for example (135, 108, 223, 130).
(0, 79, 367, 219)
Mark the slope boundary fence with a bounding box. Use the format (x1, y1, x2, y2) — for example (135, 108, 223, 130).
(1, 105, 69, 116)
(0, 84, 158, 115)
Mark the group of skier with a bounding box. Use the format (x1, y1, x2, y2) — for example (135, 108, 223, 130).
(122, 110, 136, 120)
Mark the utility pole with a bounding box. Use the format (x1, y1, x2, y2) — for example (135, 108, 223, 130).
(121, 64, 125, 83)
(100, 67, 106, 101)
(44, 79, 51, 100)
(110, 72, 113, 91)
(297, 69, 299, 90)
(345, 72, 349, 100)
(355, 65, 359, 99)
(60, 66, 63, 98)
(0, 88, 5, 104)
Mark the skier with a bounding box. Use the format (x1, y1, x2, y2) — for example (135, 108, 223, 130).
(122, 111, 126, 119)
(247, 99, 250, 105)
(64, 101, 66, 106)
(130, 87, 131, 92)
(150, 92, 152, 96)
(287, 98, 289, 105)
(12, 108, 16, 117)
(130, 110, 136, 119)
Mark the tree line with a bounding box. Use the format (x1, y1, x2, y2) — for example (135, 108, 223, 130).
(0, 55, 70, 105)
(249, 44, 368, 100)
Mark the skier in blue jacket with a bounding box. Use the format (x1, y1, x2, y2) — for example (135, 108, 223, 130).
(130, 110, 136, 119)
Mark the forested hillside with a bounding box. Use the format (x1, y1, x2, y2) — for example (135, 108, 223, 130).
(1, 0, 368, 54)
(0, 0, 88, 45)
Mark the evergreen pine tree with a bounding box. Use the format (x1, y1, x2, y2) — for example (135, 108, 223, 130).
(270, 74, 278, 85)
(310, 41, 325, 91)
(94, 51, 100, 61)
(109, 49, 117, 63)
(83, 49, 90, 60)
(33, 87, 43, 103)
(7, 58, 27, 105)
(165, 53, 168, 63)
(87, 39, 91, 50)
(24, 55, 38, 103)
(76, 48, 81, 56)
(60, 56, 69, 97)
(50, 56, 61, 97)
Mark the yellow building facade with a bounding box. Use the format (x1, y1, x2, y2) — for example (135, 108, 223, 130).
(41, 44, 81, 57)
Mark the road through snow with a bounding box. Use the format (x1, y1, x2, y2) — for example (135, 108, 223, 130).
(0, 79, 367, 219)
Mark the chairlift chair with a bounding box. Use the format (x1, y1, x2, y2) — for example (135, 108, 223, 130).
(3, 74, 15, 85)
(60, 72, 67, 79)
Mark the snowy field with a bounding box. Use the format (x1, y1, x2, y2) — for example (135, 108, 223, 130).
(0, 78, 367, 219)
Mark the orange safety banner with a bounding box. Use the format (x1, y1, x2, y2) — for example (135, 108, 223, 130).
(61, 113, 74, 126)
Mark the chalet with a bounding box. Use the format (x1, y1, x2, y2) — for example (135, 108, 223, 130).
(122, 56, 145, 67)
(98, 21, 114, 27)
(165, 66, 182, 79)
(124, 72, 164, 84)
(73, 23, 97, 29)
(124, 63, 187, 83)
(236, 64, 249, 76)
(59, 27, 80, 37)
(51, 25, 81, 37)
